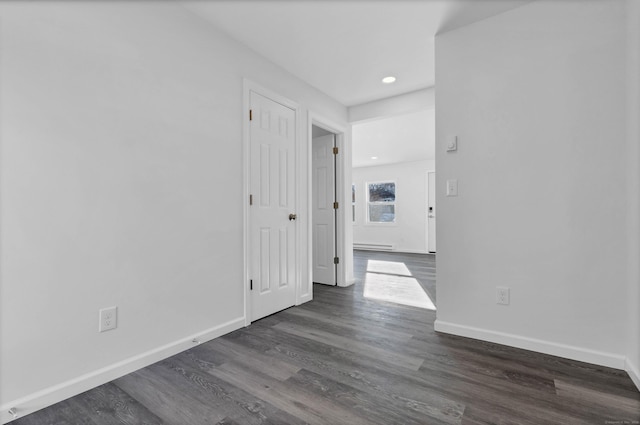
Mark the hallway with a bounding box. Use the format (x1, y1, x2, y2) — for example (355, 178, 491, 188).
(13, 251, 639, 424)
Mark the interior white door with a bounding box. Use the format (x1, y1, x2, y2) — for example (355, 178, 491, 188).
(312, 134, 336, 285)
(249, 91, 297, 321)
(427, 171, 436, 253)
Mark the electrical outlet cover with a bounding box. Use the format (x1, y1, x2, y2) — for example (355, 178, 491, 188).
(496, 287, 510, 305)
(99, 306, 118, 332)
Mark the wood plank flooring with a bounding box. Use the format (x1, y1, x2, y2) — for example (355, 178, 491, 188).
(13, 250, 640, 424)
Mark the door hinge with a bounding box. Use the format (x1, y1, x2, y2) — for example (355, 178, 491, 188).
(334, 257, 340, 265)
(250, 194, 253, 205)
(250, 279, 253, 290)
(333, 201, 339, 209)
(249, 109, 253, 121)
(332, 146, 338, 155)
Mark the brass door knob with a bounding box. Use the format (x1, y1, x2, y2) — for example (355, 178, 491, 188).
(289, 213, 297, 221)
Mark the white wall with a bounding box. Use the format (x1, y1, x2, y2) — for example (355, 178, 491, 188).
(626, 0, 640, 389)
(353, 160, 435, 254)
(435, 1, 629, 368)
(0, 1, 347, 420)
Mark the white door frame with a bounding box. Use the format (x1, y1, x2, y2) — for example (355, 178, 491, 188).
(311, 133, 337, 285)
(308, 111, 351, 287)
(243, 79, 301, 326)
(427, 170, 436, 253)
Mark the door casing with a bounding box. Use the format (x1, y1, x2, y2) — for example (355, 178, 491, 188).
(308, 112, 351, 288)
(427, 171, 436, 253)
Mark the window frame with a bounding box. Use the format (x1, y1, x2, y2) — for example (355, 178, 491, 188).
(352, 183, 356, 223)
(366, 181, 397, 225)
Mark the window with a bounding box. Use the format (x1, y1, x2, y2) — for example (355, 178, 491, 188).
(367, 182, 395, 223)
(352, 184, 356, 222)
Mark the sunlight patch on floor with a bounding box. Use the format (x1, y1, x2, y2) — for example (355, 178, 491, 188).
(366, 260, 412, 276)
(363, 271, 436, 310)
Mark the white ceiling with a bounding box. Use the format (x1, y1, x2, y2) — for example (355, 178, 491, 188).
(352, 109, 435, 168)
(185, 0, 532, 107)
(185, 1, 531, 167)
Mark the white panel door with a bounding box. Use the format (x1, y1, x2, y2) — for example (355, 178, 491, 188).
(312, 134, 336, 285)
(427, 171, 436, 253)
(250, 92, 297, 321)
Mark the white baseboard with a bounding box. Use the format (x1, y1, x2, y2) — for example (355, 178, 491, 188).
(353, 243, 395, 251)
(298, 293, 313, 305)
(395, 249, 431, 255)
(338, 278, 355, 288)
(434, 320, 626, 370)
(353, 247, 430, 255)
(626, 358, 640, 391)
(0, 317, 245, 424)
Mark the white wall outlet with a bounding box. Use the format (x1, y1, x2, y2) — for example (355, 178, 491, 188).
(446, 135, 458, 152)
(496, 287, 510, 305)
(446, 179, 458, 197)
(99, 306, 117, 332)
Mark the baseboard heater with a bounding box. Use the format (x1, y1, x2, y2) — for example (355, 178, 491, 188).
(353, 243, 396, 251)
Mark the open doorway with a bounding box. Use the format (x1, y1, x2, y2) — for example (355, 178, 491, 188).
(351, 109, 435, 254)
(309, 113, 352, 289)
(312, 125, 338, 285)
(350, 108, 436, 309)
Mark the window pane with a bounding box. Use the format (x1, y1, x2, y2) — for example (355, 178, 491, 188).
(369, 204, 395, 222)
(368, 182, 395, 202)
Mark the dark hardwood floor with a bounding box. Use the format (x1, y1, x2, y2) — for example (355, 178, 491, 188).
(14, 250, 640, 424)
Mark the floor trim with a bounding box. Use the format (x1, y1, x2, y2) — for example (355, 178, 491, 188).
(434, 320, 626, 370)
(353, 248, 432, 255)
(626, 358, 640, 391)
(338, 279, 355, 288)
(1, 317, 245, 424)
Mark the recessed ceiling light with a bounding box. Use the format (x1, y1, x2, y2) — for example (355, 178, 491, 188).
(381, 76, 396, 84)
(371, 156, 378, 160)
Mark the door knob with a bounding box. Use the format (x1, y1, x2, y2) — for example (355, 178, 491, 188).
(289, 213, 297, 221)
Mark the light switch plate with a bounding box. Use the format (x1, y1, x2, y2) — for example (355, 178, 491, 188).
(446, 136, 458, 152)
(446, 179, 458, 197)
